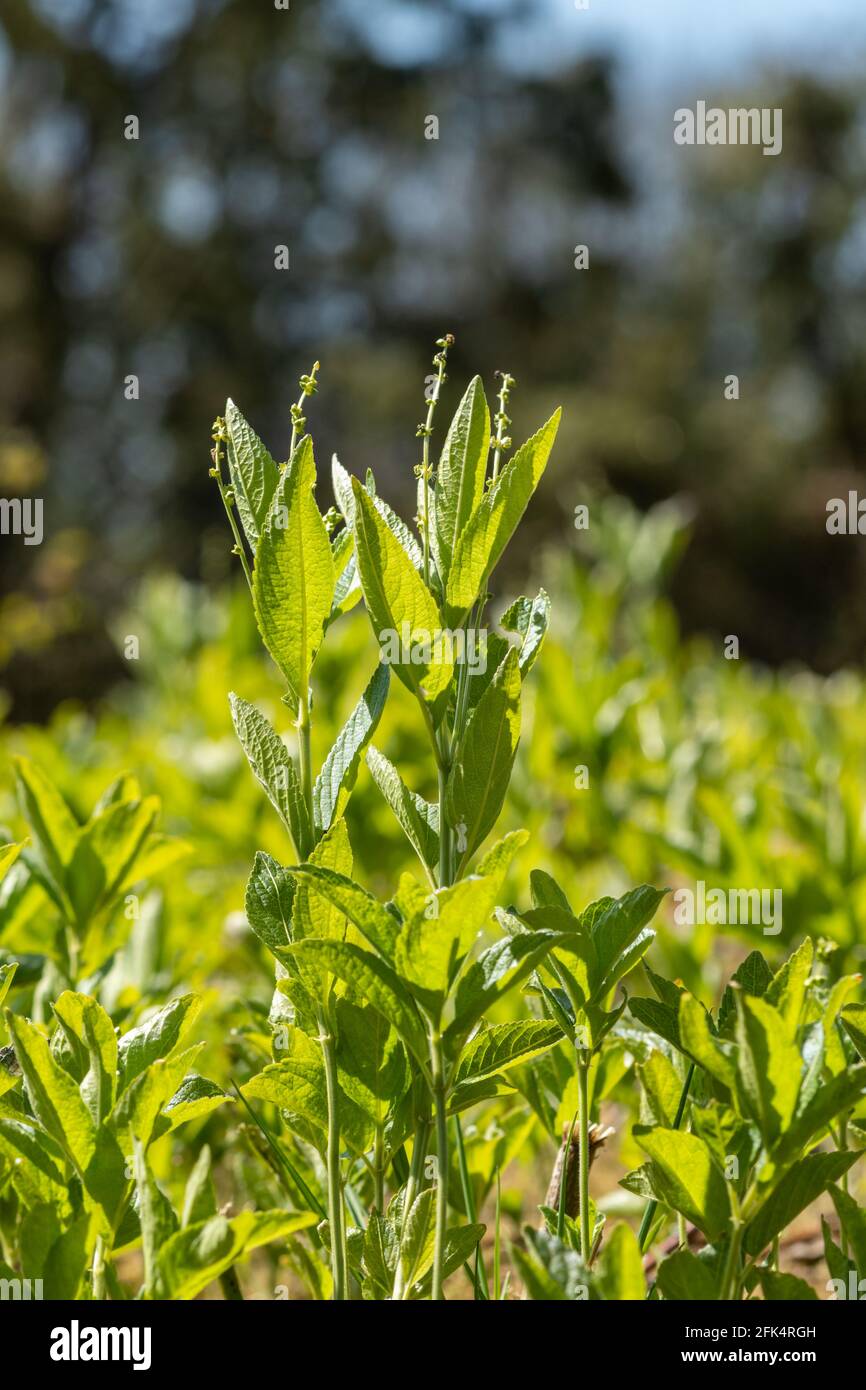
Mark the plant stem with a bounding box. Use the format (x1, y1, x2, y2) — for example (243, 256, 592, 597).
(289, 361, 320, 461)
(493, 1171, 502, 1301)
(319, 1013, 348, 1302)
(454, 1114, 489, 1299)
(418, 337, 452, 590)
(92, 1235, 107, 1300)
(576, 1054, 591, 1263)
(373, 1125, 385, 1214)
(719, 1209, 744, 1302)
(219, 1265, 244, 1300)
(437, 758, 451, 889)
(431, 1031, 450, 1301)
(297, 690, 314, 833)
(210, 427, 254, 595)
(638, 1062, 695, 1254)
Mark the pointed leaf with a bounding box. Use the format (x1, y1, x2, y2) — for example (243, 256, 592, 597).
(225, 398, 280, 549)
(252, 437, 334, 713)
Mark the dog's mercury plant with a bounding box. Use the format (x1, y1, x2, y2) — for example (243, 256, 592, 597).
(215, 340, 676, 1300)
(0, 342, 863, 1302)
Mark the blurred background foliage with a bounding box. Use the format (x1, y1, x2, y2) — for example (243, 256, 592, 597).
(3, 0, 866, 1268)
(2, 0, 866, 717)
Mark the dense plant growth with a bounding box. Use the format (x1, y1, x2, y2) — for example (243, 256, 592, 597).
(0, 342, 864, 1300)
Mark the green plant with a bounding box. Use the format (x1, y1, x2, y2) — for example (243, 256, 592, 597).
(0, 982, 232, 1297)
(217, 341, 672, 1300)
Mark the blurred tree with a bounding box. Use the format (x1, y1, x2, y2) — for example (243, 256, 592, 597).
(0, 0, 864, 714)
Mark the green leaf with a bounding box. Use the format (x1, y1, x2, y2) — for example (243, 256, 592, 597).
(290, 818, 353, 951)
(656, 1248, 720, 1300)
(352, 478, 453, 702)
(452, 1020, 563, 1086)
(765, 937, 813, 1034)
(284, 939, 427, 1065)
(734, 993, 801, 1146)
(114, 1043, 205, 1149)
(230, 694, 312, 859)
(394, 872, 504, 1011)
(252, 437, 335, 713)
(67, 797, 159, 926)
(4, 1012, 96, 1174)
(334, 999, 409, 1129)
(829, 1184, 866, 1274)
(43, 1213, 97, 1300)
(758, 1270, 818, 1300)
(841, 1003, 866, 1061)
(408, 1222, 487, 1299)
(224, 398, 280, 549)
(365, 745, 439, 878)
(0, 843, 22, 886)
(243, 1054, 373, 1155)
(52, 992, 117, 1124)
(777, 1063, 866, 1163)
(637, 1051, 685, 1128)
(0, 1118, 69, 1210)
(314, 663, 390, 833)
(157, 1075, 229, 1136)
(181, 1146, 216, 1229)
(333, 455, 423, 568)
(628, 996, 682, 1052)
(445, 409, 561, 623)
(14, 757, 78, 894)
(134, 1137, 178, 1298)
(597, 1222, 645, 1300)
(245, 852, 295, 960)
(364, 1212, 399, 1296)
(743, 1150, 861, 1256)
(446, 646, 521, 869)
(585, 885, 668, 997)
(513, 1227, 589, 1300)
(159, 1209, 317, 1300)
(288, 864, 398, 959)
(446, 931, 564, 1045)
(0, 961, 18, 1010)
(634, 1126, 731, 1242)
(399, 1187, 436, 1291)
(117, 994, 202, 1093)
(678, 992, 735, 1089)
(431, 376, 490, 588)
(501, 589, 551, 675)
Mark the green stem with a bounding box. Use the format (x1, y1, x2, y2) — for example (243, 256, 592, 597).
(373, 1125, 385, 1214)
(289, 361, 320, 461)
(454, 1114, 489, 1299)
(319, 1016, 348, 1302)
(719, 1213, 744, 1302)
(419, 338, 451, 589)
(437, 759, 451, 889)
(211, 431, 254, 595)
(577, 1056, 591, 1263)
(392, 1111, 431, 1299)
(493, 1171, 502, 1301)
(92, 1235, 107, 1300)
(219, 1265, 244, 1300)
(431, 1032, 450, 1301)
(297, 691, 314, 834)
